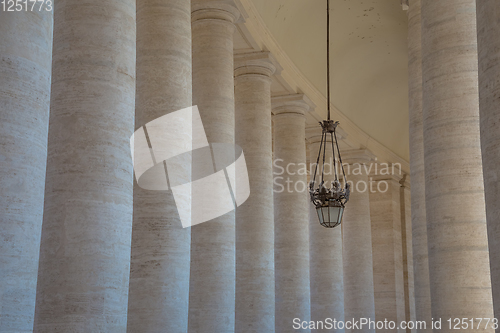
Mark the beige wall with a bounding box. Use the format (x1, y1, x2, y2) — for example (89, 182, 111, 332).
(249, 0, 410, 160)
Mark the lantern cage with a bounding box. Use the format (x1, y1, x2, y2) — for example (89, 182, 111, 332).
(309, 120, 350, 228)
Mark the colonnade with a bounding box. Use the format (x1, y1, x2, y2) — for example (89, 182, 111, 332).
(1, 0, 500, 332)
(408, 0, 497, 331)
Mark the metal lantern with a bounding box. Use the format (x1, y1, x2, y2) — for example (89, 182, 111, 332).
(309, 0, 350, 228)
(309, 120, 350, 228)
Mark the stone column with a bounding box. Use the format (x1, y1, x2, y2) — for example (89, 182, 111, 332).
(189, 2, 239, 332)
(399, 177, 416, 333)
(0, 9, 52, 332)
(476, 0, 500, 323)
(33, 0, 136, 331)
(272, 94, 311, 333)
(307, 128, 344, 333)
(234, 52, 276, 333)
(127, 0, 191, 331)
(407, 0, 432, 330)
(421, 0, 494, 328)
(370, 175, 406, 333)
(341, 150, 376, 333)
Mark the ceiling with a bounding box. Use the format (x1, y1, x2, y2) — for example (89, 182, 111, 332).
(247, 0, 409, 161)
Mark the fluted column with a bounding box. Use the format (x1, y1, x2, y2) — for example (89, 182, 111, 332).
(234, 52, 276, 333)
(407, 0, 432, 330)
(421, 0, 494, 328)
(273, 94, 311, 333)
(476, 0, 500, 322)
(33, 0, 136, 331)
(307, 128, 344, 333)
(0, 9, 52, 332)
(127, 0, 191, 331)
(370, 175, 406, 333)
(341, 150, 376, 333)
(189, 2, 239, 332)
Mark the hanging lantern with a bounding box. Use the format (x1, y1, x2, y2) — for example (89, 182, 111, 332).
(309, 120, 350, 228)
(309, 0, 350, 228)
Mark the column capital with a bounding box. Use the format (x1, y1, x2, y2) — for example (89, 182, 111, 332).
(341, 149, 377, 164)
(192, 0, 240, 24)
(234, 51, 280, 78)
(271, 94, 315, 117)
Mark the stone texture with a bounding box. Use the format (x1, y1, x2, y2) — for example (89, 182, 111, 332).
(476, 0, 500, 324)
(370, 176, 406, 333)
(341, 150, 376, 333)
(0, 9, 53, 333)
(234, 52, 276, 333)
(399, 178, 416, 333)
(421, 0, 494, 328)
(33, 0, 136, 331)
(272, 94, 311, 333)
(127, 0, 192, 331)
(307, 129, 344, 333)
(407, 1, 432, 330)
(189, 2, 239, 332)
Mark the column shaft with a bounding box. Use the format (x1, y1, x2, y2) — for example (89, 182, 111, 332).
(308, 134, 344, 333)
(127, 0, 192, 331)
(407, 0, 432, 330)
(421, 0, 494, 328)
(189, 2, 239, 332)
(33, 0, 136, 331)
(234, 53, 275, 333)
(0, 9, 52, 332)
(370, 176, 406, 333)
(342, 152, 376, 333)
(400, 179, 417, 333)
(476, 0, 500, 323)
(273, 96, 310, 333)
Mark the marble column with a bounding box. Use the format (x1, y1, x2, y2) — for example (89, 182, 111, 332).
(421, 0, 494, 327)
(189, 2, 239, 332)
(407, 0, 432, 330)
(127, 0, 191, 331)
(370, 175, 406, 333)
(476, 0, 500, 323)
(33, 0, 136, 331)
(272, 94, 311, 333)
(307, 128, 344, 333)
(234, 52, 276, 333)
(0, 9, 52, 332)
(341, 150, 376, 333)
